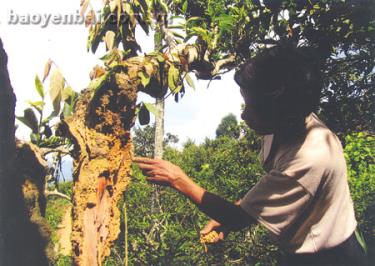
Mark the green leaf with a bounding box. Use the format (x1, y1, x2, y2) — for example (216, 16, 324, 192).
(217, 14, 234, 32)
(42, 59, 52, 82)
(44, 110, 59, 123)
(49, 69, 65, 114)
(168, 64, 180, 92)
(170, 15, 185, 20)
(144, 102, 158, 117)
(117, 0, 123, 26)
(80, 0, 89, 16)
(182, 0, 188, 13)
(27, 100, 44, 115)
(88, 24, 105, 53)
(168, 24, 185, 30)
(143, 62, 154, 76)
(190, 27, 207, 36)
(62, 102, 73, 118)
(157, 0, 169, 13)
(35, 75, 44, 99)
(355, 229, 368, 255)
(88, 72, 109, 92)
(138, 71, 151, 87)
(171, 31, 185, 40)
(62, 86, 75, 101)
(109, 0, 117, 12)
(174, 84, 183, 94)
(184, 73, 195, 90)
(30, 133, 40, 144)
(17, 108, 39, 133)
(105, 30, 116, 50)
(156, 55, 165, 63)
(138, 103, 150, 125)
(187, 17, 203, 23)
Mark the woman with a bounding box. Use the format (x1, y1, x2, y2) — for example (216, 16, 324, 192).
(134, 45, 368, 265)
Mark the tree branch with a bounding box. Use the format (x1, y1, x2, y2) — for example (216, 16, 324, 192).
(212, 54, 237, 76)
(45, 189, 71, 202)
(41, 147, 70, 157)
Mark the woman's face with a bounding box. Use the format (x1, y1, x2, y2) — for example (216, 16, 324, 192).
(240, 87, 276, 135)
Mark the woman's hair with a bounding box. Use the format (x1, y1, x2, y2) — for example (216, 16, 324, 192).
(234, 45, 323, 122)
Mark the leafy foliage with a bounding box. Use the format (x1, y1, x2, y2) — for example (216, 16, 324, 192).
(344, 132, 375, 236)
(45, 181, 73, 265)
(16, 62, 78, 148)
(104, 118, 284, 265)
(45, 195, 71, 243)
(132, 124, 179, 157)
(216, 113, 240, 139)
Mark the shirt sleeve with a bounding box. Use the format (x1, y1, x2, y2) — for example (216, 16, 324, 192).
(239, 169, 312, 236)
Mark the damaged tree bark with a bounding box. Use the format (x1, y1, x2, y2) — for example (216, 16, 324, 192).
(58, 70, 139, 265)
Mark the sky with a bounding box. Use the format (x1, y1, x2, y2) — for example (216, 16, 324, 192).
(0, 0, 244, 146)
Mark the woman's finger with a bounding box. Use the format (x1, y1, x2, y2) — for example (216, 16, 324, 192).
(145, 170, 162, 177)
(137, 163, 156, 171)
(133, 157, 158, 164)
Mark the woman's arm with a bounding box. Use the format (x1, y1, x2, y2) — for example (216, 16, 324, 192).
(134, 157, 254, 231)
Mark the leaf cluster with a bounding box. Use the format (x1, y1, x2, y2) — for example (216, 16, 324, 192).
(16, 62, 78, 148)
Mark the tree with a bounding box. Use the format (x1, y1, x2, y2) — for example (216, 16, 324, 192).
(0, 39, 54, 266)
(216, 113, 240, 139)
(133, 124, 179, 157)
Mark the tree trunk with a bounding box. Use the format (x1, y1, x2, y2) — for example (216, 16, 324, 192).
(58, 72, 139, 265)
(0, 38, 16, 264)
(0, 38, 52, 266)
(151, 25, 164, 215)
(153, 98, 165, 160)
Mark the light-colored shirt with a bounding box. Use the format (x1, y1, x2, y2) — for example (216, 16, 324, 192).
(240, 113, 357, 253)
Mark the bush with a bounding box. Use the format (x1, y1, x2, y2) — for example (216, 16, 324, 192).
(344, 133, 375, 233)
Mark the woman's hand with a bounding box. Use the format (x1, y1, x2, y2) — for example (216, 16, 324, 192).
(133, 157, 189, 188)
(200, 219, 228, 243)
